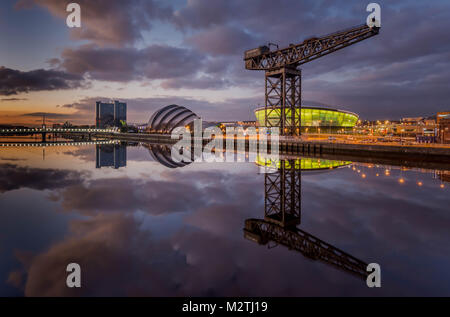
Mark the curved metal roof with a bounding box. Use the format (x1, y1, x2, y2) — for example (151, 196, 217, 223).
(148, 104, 199, 133)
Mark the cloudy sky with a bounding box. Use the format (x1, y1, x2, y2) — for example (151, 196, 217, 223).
(1, 0, 449, 126)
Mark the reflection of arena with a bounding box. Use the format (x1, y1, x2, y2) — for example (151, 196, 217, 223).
(254, 106, 359, 133)
(256, 156, 351, 171)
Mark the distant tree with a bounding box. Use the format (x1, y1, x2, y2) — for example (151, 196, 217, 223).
(63, 121, 73, 128)
(119, 120, 128, 132)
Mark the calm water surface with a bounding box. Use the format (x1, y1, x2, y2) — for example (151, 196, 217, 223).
(0, 143, 449, 296)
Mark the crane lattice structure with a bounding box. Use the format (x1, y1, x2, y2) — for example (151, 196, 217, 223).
(244, 218, 368, 279)
(264, 159, 301, 228)
(246, 159, 369, 279)
(244, 23, 380, 136)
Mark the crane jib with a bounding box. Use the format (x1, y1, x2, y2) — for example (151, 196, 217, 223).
(244, 23, 380, 71)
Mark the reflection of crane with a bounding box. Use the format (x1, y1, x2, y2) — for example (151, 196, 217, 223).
(244, 219, 368, 279)
(245, 159, 369, 279)
(244, 23, 380, 136)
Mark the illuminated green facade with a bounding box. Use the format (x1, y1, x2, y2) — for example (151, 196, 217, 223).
(256, 156, 351, 170)
(254, 106, 359, 129)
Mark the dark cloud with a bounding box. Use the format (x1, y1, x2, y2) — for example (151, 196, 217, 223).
(17, 0, 172, 47)
(0, 67, 85, 96)
(0, 98, 28, 102)
(0, 163, 88, 193)
(7, 270, 24, 289)
(58, 44, 203, 82)
(172, 0, 330, 45)
(161, 76, 231, 90)
(52, 168, 262, 216)
(62, 146, 96, 163)
(53, 177, 209, 215)
(20, 112, 73, 119)
(171, 0, 235, 30)
(15, 213, 185, 296)
(186, 25, 259, 56)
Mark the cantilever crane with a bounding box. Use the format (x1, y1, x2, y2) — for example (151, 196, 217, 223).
(244, 23, 380, 136)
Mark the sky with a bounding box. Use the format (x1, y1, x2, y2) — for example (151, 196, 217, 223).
(1, 0, 450, 126)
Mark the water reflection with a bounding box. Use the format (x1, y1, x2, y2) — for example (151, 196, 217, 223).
(247, 158, 367, 279)
(95, 144, 127, 169)
(0, 140, 449, 296)
(142, 143, 191, 169)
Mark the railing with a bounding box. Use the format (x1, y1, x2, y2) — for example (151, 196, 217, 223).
(0, 128, 118, 133)
(0, 140, 118, 147)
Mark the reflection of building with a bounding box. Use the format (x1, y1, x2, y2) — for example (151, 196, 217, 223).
(95, 144, 127, 169)
(219, 121, 258, 128)
(96, 100, 127, 128)
(437, 112, 450, 144)
(437, 170, 450, 183)
(256, 156, 351, 171)
(142, 143, 192, 168)
(254, 106, 359, 133)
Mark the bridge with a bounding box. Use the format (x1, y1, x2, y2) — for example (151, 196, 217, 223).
(0, 127, 118, 142)
(0, 127, 117, 134)
(0, 140, 118, 147)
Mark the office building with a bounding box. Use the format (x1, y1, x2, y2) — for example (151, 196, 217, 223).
(114, 100, 127, 127)
(96, 100, 127, 128)
(437, 112, 450, 144)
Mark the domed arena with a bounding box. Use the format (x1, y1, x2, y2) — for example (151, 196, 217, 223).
(147, 104, 199, 133)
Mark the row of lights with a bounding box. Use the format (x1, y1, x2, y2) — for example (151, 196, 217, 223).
(0, 128, 117, 133)
(0, 141, 117, 147)
(350, 165, 446, 189)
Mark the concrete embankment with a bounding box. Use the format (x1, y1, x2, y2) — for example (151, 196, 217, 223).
(279, 140, 450, 163)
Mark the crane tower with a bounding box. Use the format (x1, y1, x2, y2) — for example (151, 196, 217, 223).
(244, 23, 380, 136)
